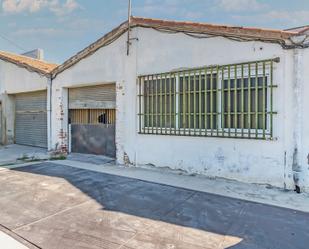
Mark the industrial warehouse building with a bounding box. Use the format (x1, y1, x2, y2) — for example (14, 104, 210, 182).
(1, 17, 309, 193)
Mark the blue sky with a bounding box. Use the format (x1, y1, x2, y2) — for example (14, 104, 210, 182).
(1, 0, 309, 63)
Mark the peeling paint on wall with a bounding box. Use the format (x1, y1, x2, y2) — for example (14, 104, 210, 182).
(123, 152, 132, 166)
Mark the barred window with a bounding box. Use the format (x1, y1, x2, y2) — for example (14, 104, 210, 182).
(223, 76, 266, 130)
(138, 58, 277, 139)
(179, 73, 217, 130)
(143, 76, 176, 131)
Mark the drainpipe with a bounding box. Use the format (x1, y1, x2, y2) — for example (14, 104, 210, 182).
(292, 48, 304, 193)
(47, 76, 52, 151)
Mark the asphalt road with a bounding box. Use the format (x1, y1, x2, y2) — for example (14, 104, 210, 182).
(0, 162, 308, 249)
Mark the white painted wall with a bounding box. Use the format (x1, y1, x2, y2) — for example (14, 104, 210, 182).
(0, 60, 49, 146)
(52, 27, 308, 191)
(0, 60, 48, 94)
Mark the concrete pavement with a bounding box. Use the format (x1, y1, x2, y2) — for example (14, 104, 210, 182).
(50, 158, 309, 213)
(0, 162, 308, 249)
(3, 146, 309, 213)
(0, 144, 48, 166)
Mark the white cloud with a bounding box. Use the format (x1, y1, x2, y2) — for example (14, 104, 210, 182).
(11, 17, 105, 38)
(1, 0, 81, 15)
(2, 0, 48, 13)
(218, 0, 267, 12)
(49, 0, 81, 16)
(133, 0, 203, 19)
(233, 10, 309, 27)
(12, 27, 64, 36)
(262, 10, 309, 24)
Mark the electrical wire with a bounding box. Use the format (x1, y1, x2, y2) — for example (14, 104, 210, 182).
(0, 33, 27, 52)
(145, 25, 306, 49)
(53, 22, 309, 77)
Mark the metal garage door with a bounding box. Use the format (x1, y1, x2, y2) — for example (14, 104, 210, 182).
(15, 91, 47, 148)
(68, 84, 116, 157)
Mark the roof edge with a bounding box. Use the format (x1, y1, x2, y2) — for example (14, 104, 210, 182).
(0, 51, 57, 76)
(52, 17, 301, 77)
(52, 20, 129, 77)
(131, 16, 298, 38)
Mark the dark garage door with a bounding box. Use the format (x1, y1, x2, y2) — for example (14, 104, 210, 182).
(71, 124, 116, 157)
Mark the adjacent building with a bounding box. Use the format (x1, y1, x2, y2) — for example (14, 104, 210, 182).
(0, 51, 57, 148)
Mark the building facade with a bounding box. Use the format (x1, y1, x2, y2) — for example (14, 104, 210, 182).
(50, 17, 309, 192)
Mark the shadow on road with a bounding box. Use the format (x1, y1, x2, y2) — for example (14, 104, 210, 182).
(12, 163, 309, 249)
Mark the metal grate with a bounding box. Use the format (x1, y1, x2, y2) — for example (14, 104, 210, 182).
(69, 109, 116, 125)
(138, 58, 278, 139)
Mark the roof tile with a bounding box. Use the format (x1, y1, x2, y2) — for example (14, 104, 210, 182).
(0, 50, 57, 75)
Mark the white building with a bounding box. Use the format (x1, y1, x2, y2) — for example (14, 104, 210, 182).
(0, 51, 57, 148)
(3, 17, 309, 193)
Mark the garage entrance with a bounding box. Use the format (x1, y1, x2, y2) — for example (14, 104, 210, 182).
(68, 84, 116, 157)
(15, 90, 47, 148)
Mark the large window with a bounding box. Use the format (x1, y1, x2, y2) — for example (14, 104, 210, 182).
(138, 58, 277, 139)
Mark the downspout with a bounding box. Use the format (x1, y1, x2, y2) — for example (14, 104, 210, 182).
(47, 75, 52, 151)
(292, 48, 304, 193)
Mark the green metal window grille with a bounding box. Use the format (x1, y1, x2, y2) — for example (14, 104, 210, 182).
(138, 58, 278, 139)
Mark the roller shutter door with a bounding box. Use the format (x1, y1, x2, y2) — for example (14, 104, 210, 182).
(69, 84, 116, 109)
(15, 91, 47, 148)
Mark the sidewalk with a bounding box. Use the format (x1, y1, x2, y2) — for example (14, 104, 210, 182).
(0, 144, 48, 166)
(45, 159, 309, 213)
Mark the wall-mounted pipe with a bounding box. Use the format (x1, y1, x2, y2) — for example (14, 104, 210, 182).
(47, 77, 52, 151)
(292, 49, 304, 193)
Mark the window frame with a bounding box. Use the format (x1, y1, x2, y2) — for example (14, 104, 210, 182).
(138, 58, 277, 140)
